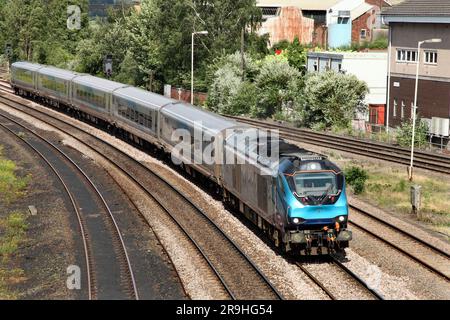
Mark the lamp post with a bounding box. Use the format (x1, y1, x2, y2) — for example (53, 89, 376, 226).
(191, 30, 208, 105)
(409, 38, 441, 181)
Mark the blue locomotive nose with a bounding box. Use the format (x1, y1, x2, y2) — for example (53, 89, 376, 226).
(288, 189, 348, 222)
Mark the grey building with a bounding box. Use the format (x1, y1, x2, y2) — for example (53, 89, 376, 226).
(382, 0, 450, 136)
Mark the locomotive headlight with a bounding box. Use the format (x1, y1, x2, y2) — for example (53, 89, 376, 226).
(293, 218, 300, 224)
(338, 216, 346, 222)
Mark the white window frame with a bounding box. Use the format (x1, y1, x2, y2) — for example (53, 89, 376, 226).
(397, 49, 418, 63)
(393, 99, 397, 117)
(424, 50, 438, 65)
(360, 29, 367, 39)
(401, 100, 405, 119)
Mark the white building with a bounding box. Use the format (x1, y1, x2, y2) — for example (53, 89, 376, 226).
(307, 51, 388, 125)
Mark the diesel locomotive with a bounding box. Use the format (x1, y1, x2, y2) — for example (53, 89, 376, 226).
(10, 61, 352, 254)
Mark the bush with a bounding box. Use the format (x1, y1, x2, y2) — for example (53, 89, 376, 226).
(345, 166, 369, 195)
(396, 118, 429, 148)
(300, 71, 368, 129)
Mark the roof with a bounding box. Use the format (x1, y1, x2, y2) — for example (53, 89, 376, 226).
(11, 61, 43, 71)
(161, 103, 238, 135)
(382, 0, 450, 17)
(256, 0, 341, 11)
(351, 2, 374, 20)
(72, 75, 127, 92)
(38, 67, 79, 80)
(114, 86, 175, 110)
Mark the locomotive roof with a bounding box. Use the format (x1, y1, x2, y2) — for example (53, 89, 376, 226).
(12, 61, 44, 71)
(72, 75, 127, 92)
(38, 66, 79, 80)
(161, 103, 238, 134)
(114, 86, 175, 109)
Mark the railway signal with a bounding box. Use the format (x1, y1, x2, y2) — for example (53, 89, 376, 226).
(104, 54, 113, 79)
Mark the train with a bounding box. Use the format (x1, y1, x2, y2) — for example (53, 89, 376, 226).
(10, 61, 352, 254)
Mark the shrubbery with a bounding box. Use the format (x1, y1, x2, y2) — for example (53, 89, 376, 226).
(396, 118, 429, 148)
(344, 166, 369, 195)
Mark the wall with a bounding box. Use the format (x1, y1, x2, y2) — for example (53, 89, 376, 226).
(170, 87, 208, 105)
(390, 23, 450, 79)
(259, 6, 315, 45)
(328, 23, 352, 48)
(388, 76, 450, 127)
(342, 52, 388, 105)
(352, 10, 374, 43)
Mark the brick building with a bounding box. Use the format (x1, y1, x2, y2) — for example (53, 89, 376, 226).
(382, 0, 450, 137)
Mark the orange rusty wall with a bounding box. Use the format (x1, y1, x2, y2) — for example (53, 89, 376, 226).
(261, 6, 314, 45)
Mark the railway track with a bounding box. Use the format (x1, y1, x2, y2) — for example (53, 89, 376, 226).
(295, 257, 384, 300)
(349, 205, 450, 282)
(225, 115, 450, 175)
(2, 81, 447, 299)
(0, 111, 139, 300)
(0, 90, 283, 300)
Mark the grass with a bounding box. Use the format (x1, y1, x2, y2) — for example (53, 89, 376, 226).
(0, 212, 28, 299)
(330, 155, 450, 237)
(0, 146, 30, 204)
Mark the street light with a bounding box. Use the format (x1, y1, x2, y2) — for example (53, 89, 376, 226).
(409, 38, 441, 181)
(191, 30, 208, 105)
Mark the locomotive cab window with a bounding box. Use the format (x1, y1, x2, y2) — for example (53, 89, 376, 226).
(293, 172, 341, 198)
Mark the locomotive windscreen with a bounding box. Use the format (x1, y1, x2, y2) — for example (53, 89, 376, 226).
(293, 172, 339, 197)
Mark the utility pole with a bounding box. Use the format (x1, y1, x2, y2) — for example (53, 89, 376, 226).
(241, 27, 245, 81)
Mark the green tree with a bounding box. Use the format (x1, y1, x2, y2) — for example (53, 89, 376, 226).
(0, 0, 89, 65)
(139, 0, 263, 89)
(299, 70, 368, 129)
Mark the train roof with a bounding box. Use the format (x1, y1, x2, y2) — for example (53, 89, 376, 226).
(114, 86, 175, 110)
(72, 75, 127, 92)
(161, 103, 238, 134)
(38, 66, 79, 80)
(11, 61, 43, 71)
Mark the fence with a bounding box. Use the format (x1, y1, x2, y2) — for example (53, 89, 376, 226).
(166, 85, 208, 105)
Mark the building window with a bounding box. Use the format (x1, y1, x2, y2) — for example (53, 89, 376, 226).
(411, 102, 416, 119)
(393, 99, 397, 117)
(313, 61, 318, 71)
(397, 49, 417, 63)
(424, 50, 438, 64)
(401, 100, 405, 119)
(338, 17, 350, 24)
(360, 29, 367, 39)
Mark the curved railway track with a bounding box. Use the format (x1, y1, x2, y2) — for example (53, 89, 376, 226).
(225, 115, 450, 175)
(0, 89, 283, 300)
(2, 81, 447, 299)
(0, 112, 139, 300)
(349, 205, 450, 282)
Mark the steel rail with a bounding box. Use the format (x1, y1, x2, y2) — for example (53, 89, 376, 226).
(0, 111, 140, 300)
(225, 115, 450, 174)
(0, 97, 283, 300)
(0, 116, 94, 300)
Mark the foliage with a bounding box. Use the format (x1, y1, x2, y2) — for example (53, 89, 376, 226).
(251, 55, 303, 118)
(271, 37, 308, 72)
(344, 166, 368, 195)
(299, 70, 368, 129)
(206, 53, 304, 118)
(0, 0, 89, 66)
(396, 118, 429, 148)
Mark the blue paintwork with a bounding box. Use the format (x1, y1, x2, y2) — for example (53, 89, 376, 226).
(277, 165, 348, 225)
(328, 23, 352, 49)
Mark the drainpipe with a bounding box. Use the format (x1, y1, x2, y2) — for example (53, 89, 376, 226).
(385, 19, 392, 133)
